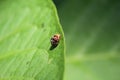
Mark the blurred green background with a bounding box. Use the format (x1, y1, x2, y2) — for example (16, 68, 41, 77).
(53, 0, 120, 80)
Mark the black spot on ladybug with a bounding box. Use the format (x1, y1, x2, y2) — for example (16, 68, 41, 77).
(50, 34, 60, 50)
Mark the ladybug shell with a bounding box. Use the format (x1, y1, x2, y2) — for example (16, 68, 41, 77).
(51, 34, 60, 46)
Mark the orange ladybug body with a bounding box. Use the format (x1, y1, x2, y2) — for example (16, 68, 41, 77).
(50, 34, 60, 50)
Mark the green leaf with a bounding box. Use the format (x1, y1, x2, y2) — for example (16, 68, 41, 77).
(56, 0, 120, 80)
(0, 0, 65, 80)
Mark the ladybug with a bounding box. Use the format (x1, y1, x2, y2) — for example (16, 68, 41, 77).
(50, 34, 60, 50)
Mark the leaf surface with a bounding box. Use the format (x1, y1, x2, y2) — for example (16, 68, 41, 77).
(0, 0, 65, 80)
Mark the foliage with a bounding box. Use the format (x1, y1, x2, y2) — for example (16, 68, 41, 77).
(54, 0, 120, 80)
(0, 0, 65, 80)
